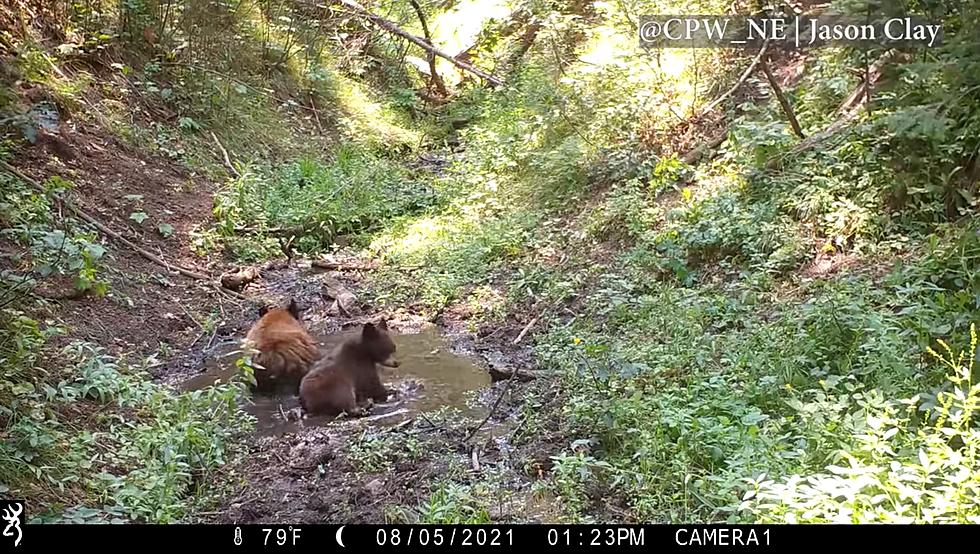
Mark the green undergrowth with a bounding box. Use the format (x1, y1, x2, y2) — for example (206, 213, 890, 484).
(0, 308, 253, 523)
(1, 156, 252, 522)
(358, 1, 980, 524)
(204, 143, 440, 259)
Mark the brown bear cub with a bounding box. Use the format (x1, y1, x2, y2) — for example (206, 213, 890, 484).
(243, 298, 319, 393)
(299, 319, 399, 416)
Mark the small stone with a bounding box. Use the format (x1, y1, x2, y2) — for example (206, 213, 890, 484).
(365, 479, 384, 496)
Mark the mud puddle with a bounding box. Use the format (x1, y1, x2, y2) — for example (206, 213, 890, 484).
(181, 326, 490, 436)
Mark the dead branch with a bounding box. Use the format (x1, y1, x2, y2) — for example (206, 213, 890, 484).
(766, 49, 902, 169)
(0, 160, 211, 282)
(760, 58, 805, 139)
(486, 365, 540, 383)
(309, 93, 324, 134)
(210, 131, 241, 178)
(681, 129, 728, 165)
(513, 315, 538, 344)
(360, 407, 410, 422)
(834, 48, 899, 117)
(335, 0, 503, 86)
(697, 39, 769, 119)
(465, 367, 520, 443)
(676, 41, 769, 164)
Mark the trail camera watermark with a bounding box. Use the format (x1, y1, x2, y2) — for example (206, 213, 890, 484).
(1, 500, 24, 548)
(638, 15, 942, 49)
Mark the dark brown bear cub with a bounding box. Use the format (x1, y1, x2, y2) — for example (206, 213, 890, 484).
(299, 320, 399, 416)
(244, 298, 319, 393)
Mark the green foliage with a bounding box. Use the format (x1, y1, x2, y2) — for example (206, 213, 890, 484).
(6, 0, 980, 527)
(744, 325, 980, 523)
(0, 174, 109, 296)
(1, 334, 253, 523)
(416, 482, 492, 524)
(347, 429, 424, 474)
(209, 144, 437, 259)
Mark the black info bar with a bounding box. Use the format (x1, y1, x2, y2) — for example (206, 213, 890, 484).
(2, 523, 978, 552)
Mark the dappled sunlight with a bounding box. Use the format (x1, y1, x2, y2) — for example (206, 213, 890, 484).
(369, 214, 456, 260)
(430, 0, 512, 81)
(332, 76, 421, 147)
(431, 0, 511, 54)
(573, 17, 700, 127)
(5, 0, 978, 527)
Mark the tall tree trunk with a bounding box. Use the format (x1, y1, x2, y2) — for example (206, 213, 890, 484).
(408, 0, 449, 97)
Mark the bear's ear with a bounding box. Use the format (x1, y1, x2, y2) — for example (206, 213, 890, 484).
(287, 298, 301, 320)
(258, 304, 271, 317)
(377, 319, 388, 331)
(362, 322, 379, 340)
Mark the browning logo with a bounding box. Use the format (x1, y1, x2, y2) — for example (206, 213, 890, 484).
(1, 500, 23, 548)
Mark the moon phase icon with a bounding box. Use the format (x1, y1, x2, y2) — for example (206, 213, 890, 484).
(336, 525, 346, 548)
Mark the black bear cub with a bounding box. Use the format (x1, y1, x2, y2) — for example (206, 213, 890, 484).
(299, 320, 398, 416)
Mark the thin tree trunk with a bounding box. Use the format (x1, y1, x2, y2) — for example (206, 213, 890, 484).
(408, 0, 449, 97)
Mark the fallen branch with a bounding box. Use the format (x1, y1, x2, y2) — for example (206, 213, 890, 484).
(309, 94, 325, 135)
(766, 49, 902, 169)
(513, 315, 538, 344)
(677, 41, 769, 164)
(0, 160, 211, 281)
(335, 0, 503, 86)
(486, 365, 540, 383)
(210, 131, 241, 178)
(760, 58, 805, 139)
(833, 48, 899, 117)
(465, 367, 520, 443)
(359, 407, 410, 423)
(697, 39, 770, 119)
(680, 129, 728, 164)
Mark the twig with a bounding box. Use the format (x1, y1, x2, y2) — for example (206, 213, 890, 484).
(465, 368, 520, 443)
(205, 328, 219, 350)
(384, 418, 414, 433)
(513, 316, 538, 345)
(175, 298, 206, 330)
(210, 131, 241, 178)
(309, 94, 324, 134)
(359, 408, 410, 422)
(0, 160, 211, 281)
(417, 411, 447, 432)
(189, 329, 207, 349)
(697, 39, 770, 118)
(766, 49, 902, 169)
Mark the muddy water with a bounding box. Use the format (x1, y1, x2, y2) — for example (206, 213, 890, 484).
(181, 327, 490, 436)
